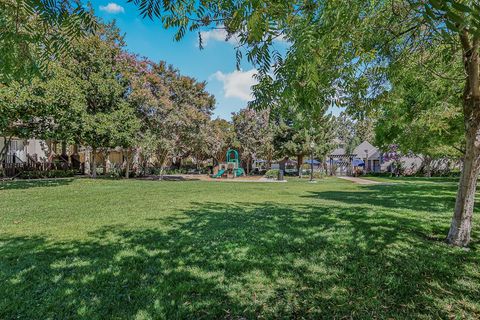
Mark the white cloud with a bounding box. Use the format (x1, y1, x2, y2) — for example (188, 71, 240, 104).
(200, 27, 288, 47)
(199, 28, 238, 47)
(212, 69, 258, 101)
(99, 3, 125, 14)
(275, 33, 289, 43)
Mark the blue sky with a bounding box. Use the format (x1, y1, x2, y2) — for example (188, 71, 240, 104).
(90, 1, 289, 120)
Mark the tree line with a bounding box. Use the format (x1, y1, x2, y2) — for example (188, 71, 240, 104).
(0, 17, 338, 178)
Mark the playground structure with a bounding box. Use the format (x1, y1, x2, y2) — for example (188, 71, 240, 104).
(212, 149, 246, 178)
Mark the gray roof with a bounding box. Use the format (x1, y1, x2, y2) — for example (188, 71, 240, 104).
(328, 141, 382, 159)
(330, 147, 346, 156)
(353, 141, 381, 159)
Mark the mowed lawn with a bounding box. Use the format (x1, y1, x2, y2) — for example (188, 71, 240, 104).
(1, 177, 479, 319)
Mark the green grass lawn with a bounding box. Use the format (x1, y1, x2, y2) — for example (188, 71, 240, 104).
(1, 177, 479, 319)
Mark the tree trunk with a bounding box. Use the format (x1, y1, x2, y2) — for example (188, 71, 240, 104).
(125, 149, 130, 179)
(132, 147, 140, 176)
(61, 141, 67, 157)
(447, 129, 480, 246)
(159, 155, 167, 180)
(447, 34, 480, 247)
(91, 148, 97, 179)
(0, 136, 9, 177)
(172, 158, 181, 169)
(103, 151, 109, 175)
(1, 136, 11, 162)
(84, 148, 91, 175)
(423, 156, 432, 177)
(297, 154, 303, 177)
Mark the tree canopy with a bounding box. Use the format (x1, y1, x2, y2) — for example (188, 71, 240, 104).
(0, 0, 96, 84)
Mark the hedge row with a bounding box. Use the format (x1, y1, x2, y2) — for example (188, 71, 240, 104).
(18, 170, 77, 179)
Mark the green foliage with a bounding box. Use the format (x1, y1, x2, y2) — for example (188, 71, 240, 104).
(264, 168, 279, 178)
(18, 169, 76, 179)
(232, 108, 273, 165)
(209, 119, 237, 162)
(62, 24, 140, 153)
(333, 113, 375, 153)
(0, 0, 96, 84)
(272, 110, 335, 162)
(0, 64, 85, 143)
(129, 0, 469, 167)
(120, 56, 216, 167)
(312, 170, 326, 179)
(374, 46, 464, 159)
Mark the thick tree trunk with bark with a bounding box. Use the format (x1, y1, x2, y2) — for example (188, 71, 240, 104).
(447, 126, 480, 246)
(297, 154, 303, 177)
(423, 156, 432, 178)
(447, 32, 480, 247)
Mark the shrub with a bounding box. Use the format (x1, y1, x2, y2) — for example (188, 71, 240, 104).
(313, 170, 326, 179)
(301, 170, 326, 179)
(265, 169, 279, 179)
(105, 168, 123, 179)
(19, 169, 76, 179)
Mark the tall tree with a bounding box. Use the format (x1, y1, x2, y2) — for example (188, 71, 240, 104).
(232, 108, 273, 173)
(65, 23, 136, 178)
(117, 55, 173, 175)
(166, 72, 215, 164)
(209, 118, 238, 163)
(120, 56, 215, 174)
(0, 64, 85, 164)
(333, 113, 375, 154)
(273, 111, 334, 176)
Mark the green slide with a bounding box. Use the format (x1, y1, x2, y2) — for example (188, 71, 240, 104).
(211, 169, 226, 178)
(234, 168, 245, 177)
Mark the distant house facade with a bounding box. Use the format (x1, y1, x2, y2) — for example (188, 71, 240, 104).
(352, 141, 382, 173)
(0, 138, 48, 163)
(327, 140, 423, 176)
(1, 137, 132, 177)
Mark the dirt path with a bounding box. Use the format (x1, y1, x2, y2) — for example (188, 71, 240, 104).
(337, 176, 382, 185)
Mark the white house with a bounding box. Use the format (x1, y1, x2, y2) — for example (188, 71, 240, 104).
(353, 141, 382, 173)
(0, 138, 47, 163)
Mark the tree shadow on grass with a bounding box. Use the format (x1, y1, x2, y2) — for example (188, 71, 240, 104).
(0, 178, 74, 190)
(304, 181, 460, 213)
(137, 175, 201, 181)
(1, 201, 479, 319)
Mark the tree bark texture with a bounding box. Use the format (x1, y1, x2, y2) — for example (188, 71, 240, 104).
(447, 32, 480, 246)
